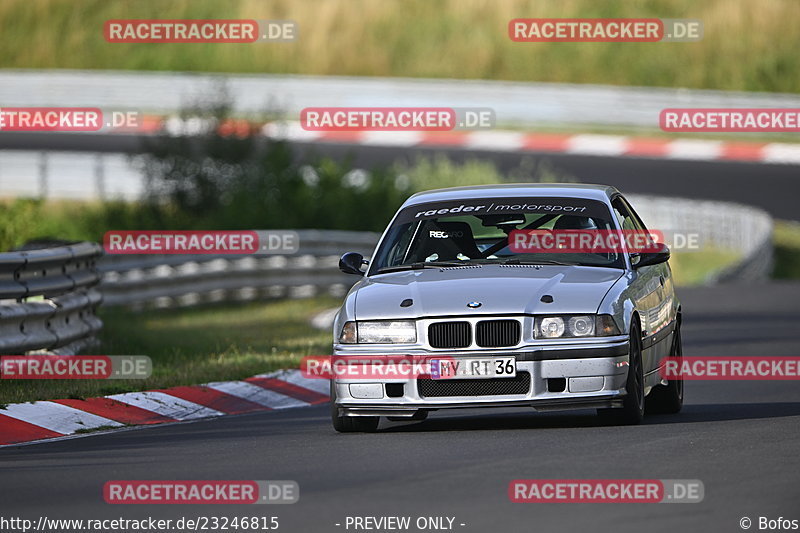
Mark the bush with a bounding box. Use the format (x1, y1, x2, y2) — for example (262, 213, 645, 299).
(0, 93, 577, 250)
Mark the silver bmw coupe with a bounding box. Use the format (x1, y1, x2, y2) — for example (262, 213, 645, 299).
(331, 184, 683, 432)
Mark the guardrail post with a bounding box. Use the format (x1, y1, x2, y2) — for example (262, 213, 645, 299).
(38, 151, 49, 199)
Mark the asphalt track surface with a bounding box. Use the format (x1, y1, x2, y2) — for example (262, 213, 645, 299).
(292, 141, 800, 221)
(1, 132, 799, 220)
(2, 281, 799, 532)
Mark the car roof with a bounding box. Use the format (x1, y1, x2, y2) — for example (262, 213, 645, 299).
(401, 183, 620, 208)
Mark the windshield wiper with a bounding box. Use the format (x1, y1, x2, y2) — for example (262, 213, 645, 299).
(501, 258, 580, 266)
(376, 261, 472, 274)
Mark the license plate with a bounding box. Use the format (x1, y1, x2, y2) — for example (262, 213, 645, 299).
(430, 357, 516, 380)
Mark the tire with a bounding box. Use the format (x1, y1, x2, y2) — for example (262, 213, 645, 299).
(598, 321, 645, 425)
(646, 324, 684, 414)
(330, 382, 380, 433)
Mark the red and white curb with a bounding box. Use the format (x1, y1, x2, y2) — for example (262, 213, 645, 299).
(0, 370, 329, 447)
(119, 117, 800, 166)
(262, 122, 800, 165)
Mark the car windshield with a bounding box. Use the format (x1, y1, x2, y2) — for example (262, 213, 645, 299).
(370, 196, 627, 274)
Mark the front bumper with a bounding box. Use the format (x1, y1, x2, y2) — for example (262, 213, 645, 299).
(332, 339, 630, 417)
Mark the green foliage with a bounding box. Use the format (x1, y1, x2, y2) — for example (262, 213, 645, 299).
(773, 221, 800, 279)
(0, 296, 338, 404)
(0, 0, 798, 92)
(1, 96, 783, 289)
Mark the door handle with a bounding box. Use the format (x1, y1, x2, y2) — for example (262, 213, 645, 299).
(659, 275, 665, 287)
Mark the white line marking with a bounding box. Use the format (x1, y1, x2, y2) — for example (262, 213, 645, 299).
(275, 369, 331, 396)
(762, 143, 800, 164)
(665, 139, 723, 160)
(567, 134, 628, 156)
(360, 131, 424, 146)
(0, 401, 123, 434)
(464, 131, 526, 151)
(107, 391, 224, 420)
(206, 380, 309, 409)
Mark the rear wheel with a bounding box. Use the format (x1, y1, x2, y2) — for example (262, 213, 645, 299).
(330, 382, 380, 433)
(598, 321, 645, 425)
(646, 324, 684, 414)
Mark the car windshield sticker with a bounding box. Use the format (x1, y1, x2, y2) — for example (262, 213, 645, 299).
(395, 197, 611, 224)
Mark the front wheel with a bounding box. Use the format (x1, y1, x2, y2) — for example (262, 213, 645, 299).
(330, 382, 380, 433)
(598, 321, 645, 425)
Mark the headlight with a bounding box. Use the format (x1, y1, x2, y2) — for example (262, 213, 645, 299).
(536, 315, 621, 338)
(339, 320, 417, 344)
(539, 317, 565, 338)
(568, 316, 595, 336)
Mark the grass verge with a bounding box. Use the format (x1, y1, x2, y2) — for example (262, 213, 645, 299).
(773, 220, 800, 279)
(669, 249, 742, 286)
(0, 248, 743, 406)
(0, 296, 337, 405)
(0, 0, 797, 93)
(3, 221, 794, 405)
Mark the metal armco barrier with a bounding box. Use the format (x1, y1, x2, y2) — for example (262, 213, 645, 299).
(99, 197, 773, 311)
(626, 195, 774, 283)
(98, 230, 380, 309)
(3, 70, 799, 129)
(0, 195, 772, 354)
(0, 242, 104, 355)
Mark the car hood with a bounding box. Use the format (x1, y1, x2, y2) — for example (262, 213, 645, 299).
(353, 265, 623, 319)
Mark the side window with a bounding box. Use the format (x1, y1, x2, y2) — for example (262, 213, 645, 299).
(618, 197, 649, 232)
(380, 223, 417, 266)
(611, 197, 641, 231)
(611, 196, 657, 258)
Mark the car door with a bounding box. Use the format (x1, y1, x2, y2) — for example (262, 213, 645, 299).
(611, 195, 670, 378)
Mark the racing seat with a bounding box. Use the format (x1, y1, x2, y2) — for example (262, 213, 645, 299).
(553, 215, 598, 230)
(411, 221, 483, 262)
(552, 215, 612, 258)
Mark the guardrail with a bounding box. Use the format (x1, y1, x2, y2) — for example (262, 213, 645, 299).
(0, 195, 773, 354)
(98, 196, 774, 312)
(98, 230, 379, 309)
(3, 71, 799, 204)
(2, 69, 799, 129)
(0, 242, 103, 355)
(627, 195, 774, 283)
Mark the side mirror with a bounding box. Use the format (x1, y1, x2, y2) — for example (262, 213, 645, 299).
(632, 243, 670, 268)
(339, 252, 367, 275)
